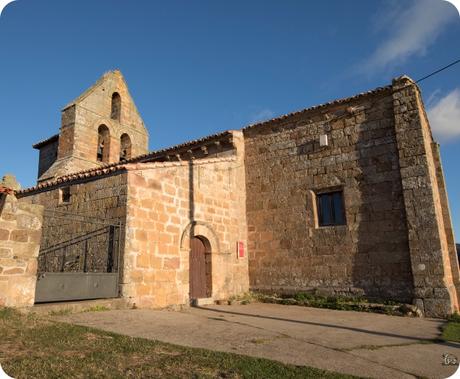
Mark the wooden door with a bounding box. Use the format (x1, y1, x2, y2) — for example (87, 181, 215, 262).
(190, 237, 207, 299)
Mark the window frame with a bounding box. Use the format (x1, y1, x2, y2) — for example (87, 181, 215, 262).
(316, 189, 346, 227)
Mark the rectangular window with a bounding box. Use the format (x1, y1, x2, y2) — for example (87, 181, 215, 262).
(316, 190, 345, 227)
(60, 187, 71, 204)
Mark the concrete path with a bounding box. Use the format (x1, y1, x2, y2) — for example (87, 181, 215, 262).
(59, 303, 460, 379)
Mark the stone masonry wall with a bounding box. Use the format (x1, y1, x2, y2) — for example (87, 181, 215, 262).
(244, 88, 415, 302)
(0, 194, 43, 307)
(69, 72, 148, 165)
(18, 173, 128, 276)
(122, 131, 248, 308)
(392, 77, 459, 317)
(37, 138, 59, 179)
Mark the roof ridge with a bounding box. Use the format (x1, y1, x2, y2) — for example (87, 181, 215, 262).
(17, 164, 128, 195)
(32, 134, 59, 149)
(62, 70, 120, 111)
(17, 156, 239, 195)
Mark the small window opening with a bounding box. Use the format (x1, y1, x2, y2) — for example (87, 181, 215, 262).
(60, 187, 71, 204)
(316, 190, 345, 227)
(97, 125, 110, 163)
(119, 133, 132, 161)
(111, 92, 121, 121)
(97, 141, 104, 161)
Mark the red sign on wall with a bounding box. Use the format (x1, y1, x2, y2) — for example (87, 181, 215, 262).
(237, 241, 245, 258)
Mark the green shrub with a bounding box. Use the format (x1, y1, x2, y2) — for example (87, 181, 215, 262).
(447, 312, 460, 323)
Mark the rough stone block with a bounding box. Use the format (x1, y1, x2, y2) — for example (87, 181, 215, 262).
(10, 230, 28, 243)
(0, 229, 10, 240)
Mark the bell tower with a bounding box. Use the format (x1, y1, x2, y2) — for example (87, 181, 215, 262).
(33, 70, 149, 182)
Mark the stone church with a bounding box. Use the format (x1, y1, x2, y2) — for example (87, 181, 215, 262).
(9, 70, 459, 317)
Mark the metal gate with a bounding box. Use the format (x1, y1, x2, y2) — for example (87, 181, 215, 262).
(35, 209, 122, 303)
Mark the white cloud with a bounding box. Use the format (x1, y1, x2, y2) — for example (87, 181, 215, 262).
(426, 89, 442, 107)
(361, 0, 456, 73)
(249, 109, 274, 124)
(427, 88, 460, 142)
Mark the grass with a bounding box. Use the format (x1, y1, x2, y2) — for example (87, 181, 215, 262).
(0, 307, 356, 379)
(442, 312, 460, 343)
(48, 308, 73, 316)
(238, 291, 410, 316)
(47, 305, 110, 317)
(82, 305, 110, 313)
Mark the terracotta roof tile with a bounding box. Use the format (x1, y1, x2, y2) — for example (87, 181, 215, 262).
(126, 130, 234, 164)
(17, 157, 238, 195)
(17, 165, 128, 195)
(18, 131, 236, 195)
(0, 186, 15, 195)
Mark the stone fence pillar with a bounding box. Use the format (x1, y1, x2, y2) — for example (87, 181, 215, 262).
(0, 184, 43, 308)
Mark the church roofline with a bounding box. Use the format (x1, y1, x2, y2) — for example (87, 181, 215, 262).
(125, 130, 234, 163)
(61, 69, 122, 111)
(17, 164, 130, 195)
(18, 129, 236, 195)
(16, 156, 238, 196)
(21, 77, 415, 196)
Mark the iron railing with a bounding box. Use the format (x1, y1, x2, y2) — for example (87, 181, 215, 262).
(37, 209, 122, 275)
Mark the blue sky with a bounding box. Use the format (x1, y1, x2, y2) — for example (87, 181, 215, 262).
(0, 0, 459, 237)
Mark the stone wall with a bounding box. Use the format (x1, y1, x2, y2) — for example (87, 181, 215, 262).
(37, 138, 59, 179)
(18, 173, 128, 276)
(392, 77, 459, 317)
(244, 88, 415, 302)
(122, 131, 248, 308)
(18, 131, 248, 309)
(243, 78, 459, 316)
(0, 193, 43, 307)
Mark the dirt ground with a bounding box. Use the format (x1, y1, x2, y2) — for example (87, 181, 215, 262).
(59, 303, 460, 379)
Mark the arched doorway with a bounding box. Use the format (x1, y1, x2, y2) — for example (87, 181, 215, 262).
(189, 236, 211, 299)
